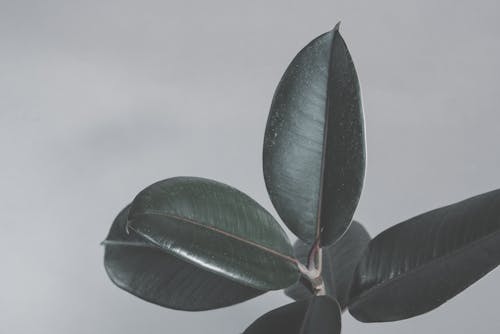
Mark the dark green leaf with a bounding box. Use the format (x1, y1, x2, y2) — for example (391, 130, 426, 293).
(285, 221, 370, 309)
(349, 189, 500, 322)
(103, 205, 264, 310)
(243, 296, 341, 334)
(128, 177, 299, 291)
(263, 24, 365, 246)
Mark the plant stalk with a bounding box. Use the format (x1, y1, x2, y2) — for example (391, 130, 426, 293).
(297, 246, 325, 295)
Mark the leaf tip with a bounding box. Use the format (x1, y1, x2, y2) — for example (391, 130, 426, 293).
(333, 21, 342, 32)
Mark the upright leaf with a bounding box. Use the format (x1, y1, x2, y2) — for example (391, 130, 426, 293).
(103, 205, 264, 311)
(263, 24, 365, 246)
(243, 296, 341, 334)
(349, 189, 500, 322)
(285, 221, 371, 309)
(128, 177, 299, 291)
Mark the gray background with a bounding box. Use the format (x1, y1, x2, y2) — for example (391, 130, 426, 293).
(1, 0, 499, 333)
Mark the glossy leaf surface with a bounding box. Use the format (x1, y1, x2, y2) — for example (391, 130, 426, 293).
(128, 177, 299, 291)
(103, 205, 264, 310)
(244, 296, 341, 334)
(263, 24, 365, 246)
(349, 189, 500, 322)
(285, 221, 370, 309)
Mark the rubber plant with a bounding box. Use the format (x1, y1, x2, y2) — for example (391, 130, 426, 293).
(102, 23, 500, 333)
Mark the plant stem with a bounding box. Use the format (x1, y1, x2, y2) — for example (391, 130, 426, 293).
(298, 245, 325, 295)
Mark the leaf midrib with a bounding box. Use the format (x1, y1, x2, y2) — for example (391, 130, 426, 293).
(101, 240, 158, 248)
(349, 228, 500, 308)
(315, 25, 340, 241)
(130, 211, 299, 266)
